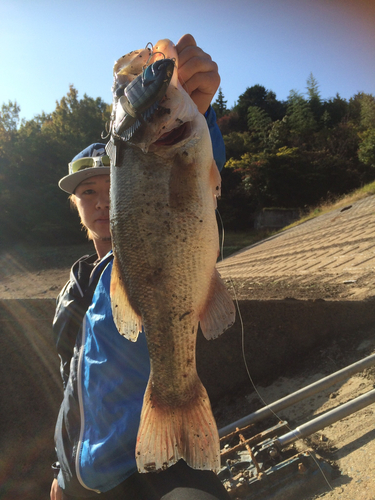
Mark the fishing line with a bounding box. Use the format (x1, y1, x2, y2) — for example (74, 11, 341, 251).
(216, 208, 333, 491)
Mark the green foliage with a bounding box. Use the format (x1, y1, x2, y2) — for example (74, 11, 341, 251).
(0, 86, 110, 246)
(306, 73, 323, 122)
(321, 94, 348, 128)
(247, 106, 272, 147)
(236, 84, 267, 122)
(286, 90, 317, 143)
(360, 94, 375, 130)
(225, 145, 370, 211)
(223, 131, 253, 160)
(0, 101, 21, 132)
(216, 80, 375, 231)
(358, 128, 375, 167)
(306, 73, 321, 102)
(212, 87, 228, 119)
(2, 78, 375, 243)
(217, 165, 255, 230)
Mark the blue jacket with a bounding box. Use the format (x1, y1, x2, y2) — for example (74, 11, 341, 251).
(53, 106, 225, 496)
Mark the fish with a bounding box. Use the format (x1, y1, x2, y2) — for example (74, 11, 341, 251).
(107, 39, 235, 473)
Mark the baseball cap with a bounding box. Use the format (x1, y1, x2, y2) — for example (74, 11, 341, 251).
(58, 143, 110, 194)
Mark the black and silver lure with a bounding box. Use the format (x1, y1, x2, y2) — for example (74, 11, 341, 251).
(113, 57, 175, 142)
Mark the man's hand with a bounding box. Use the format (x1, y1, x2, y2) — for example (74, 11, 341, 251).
(50, 479, 63, 500)
(175, 34, 220, 115)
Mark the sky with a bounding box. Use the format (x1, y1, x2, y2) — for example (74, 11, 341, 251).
(1, 0, 374, 122)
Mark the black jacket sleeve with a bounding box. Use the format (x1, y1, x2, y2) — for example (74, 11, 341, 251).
(52, 254, 98, 388)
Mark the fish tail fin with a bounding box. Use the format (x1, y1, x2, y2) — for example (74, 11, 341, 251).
(199, 268, 236, 340)
(136, 378, 220, 473)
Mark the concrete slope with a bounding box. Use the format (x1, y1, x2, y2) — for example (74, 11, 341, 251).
(218, 196, 375, 301)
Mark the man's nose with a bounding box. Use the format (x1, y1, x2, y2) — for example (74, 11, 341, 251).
(96, 192, 109, 209)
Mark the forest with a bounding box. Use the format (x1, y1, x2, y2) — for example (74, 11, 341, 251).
(0, 77, 374, 246)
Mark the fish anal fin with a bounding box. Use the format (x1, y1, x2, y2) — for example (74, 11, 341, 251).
(199, 268, 236, 340)
(136, 379, 220, 473)
(110, 257, 142, 341)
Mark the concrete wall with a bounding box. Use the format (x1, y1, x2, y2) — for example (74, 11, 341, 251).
(2, 297, 375, 499)
(197, 297, 375, 402)
(254, 209, 300, 229)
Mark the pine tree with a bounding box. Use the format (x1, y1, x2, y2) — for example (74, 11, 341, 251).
(212, 87, 228, 119)
(306, 73, 322, 121)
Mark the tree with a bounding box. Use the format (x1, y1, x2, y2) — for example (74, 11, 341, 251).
(223, 131, 255, 160)
(212, 87, 228, 119)
(306, 73, 322, 122)
(234, 85, 268, 131)
(358, 129, 375, 167)
(306, 73, 320, 101)
(321, 94, 349, 128)
(286, 90, 317, 144)
(247, 106, 272, 148)
(0, 87, 111, 246)
(0, 101, 21, 132)
(348, 93, 365, 125)
(360, 94, 375, 130)
(264, 90, 286, 121)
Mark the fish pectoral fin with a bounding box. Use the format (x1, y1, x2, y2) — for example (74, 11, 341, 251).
(199, 268, 236, 340)
(110, 257, 142, 342)
(136, 379, 220, 473)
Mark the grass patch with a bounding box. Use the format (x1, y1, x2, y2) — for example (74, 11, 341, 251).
(283, 181, 375, 231)
(220, 229, 275, 258)
(220, 180, 375, 258)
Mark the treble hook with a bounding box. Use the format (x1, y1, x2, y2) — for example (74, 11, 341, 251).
(101, 121, 112, 140)
(142, 50, 166, 71)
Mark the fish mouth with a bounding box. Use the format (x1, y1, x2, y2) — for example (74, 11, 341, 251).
(153, 122, 189, 147)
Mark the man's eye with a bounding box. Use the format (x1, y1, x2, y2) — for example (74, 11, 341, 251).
(83, 189, 95, 195)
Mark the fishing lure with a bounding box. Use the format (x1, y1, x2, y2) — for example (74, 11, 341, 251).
(112, 56, 175, 142)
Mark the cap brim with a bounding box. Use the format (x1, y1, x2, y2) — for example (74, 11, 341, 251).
(58, 167, 110, 194)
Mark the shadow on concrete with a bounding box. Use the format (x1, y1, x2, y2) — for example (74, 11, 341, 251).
(0, 300, 62, 500)
(197, 297, 375, 402)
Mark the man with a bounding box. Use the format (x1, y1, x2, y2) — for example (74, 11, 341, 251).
(51, 34, 229, 500)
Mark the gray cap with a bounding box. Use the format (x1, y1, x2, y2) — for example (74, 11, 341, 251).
(58, 143, 110, 194)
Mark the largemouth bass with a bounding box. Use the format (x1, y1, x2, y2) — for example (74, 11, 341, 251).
(107, 39, 235, 473)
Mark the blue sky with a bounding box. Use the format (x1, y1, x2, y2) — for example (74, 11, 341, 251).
(1, 0, 374, 122)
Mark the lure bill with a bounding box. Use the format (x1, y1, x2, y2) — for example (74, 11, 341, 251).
(107, 39, 235, 473)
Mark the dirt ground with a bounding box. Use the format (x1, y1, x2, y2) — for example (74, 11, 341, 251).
(214, 334, 375, 500)
(1, 243, 374, 500)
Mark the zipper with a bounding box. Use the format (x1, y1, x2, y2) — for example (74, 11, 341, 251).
(75, 315, 101, 493)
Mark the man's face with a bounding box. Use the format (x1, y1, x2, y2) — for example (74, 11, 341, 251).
(73, 174, 111, 241)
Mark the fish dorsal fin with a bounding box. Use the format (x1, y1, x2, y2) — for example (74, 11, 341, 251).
(199, 268, 236, 340)
(110, 256, 143, 341)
